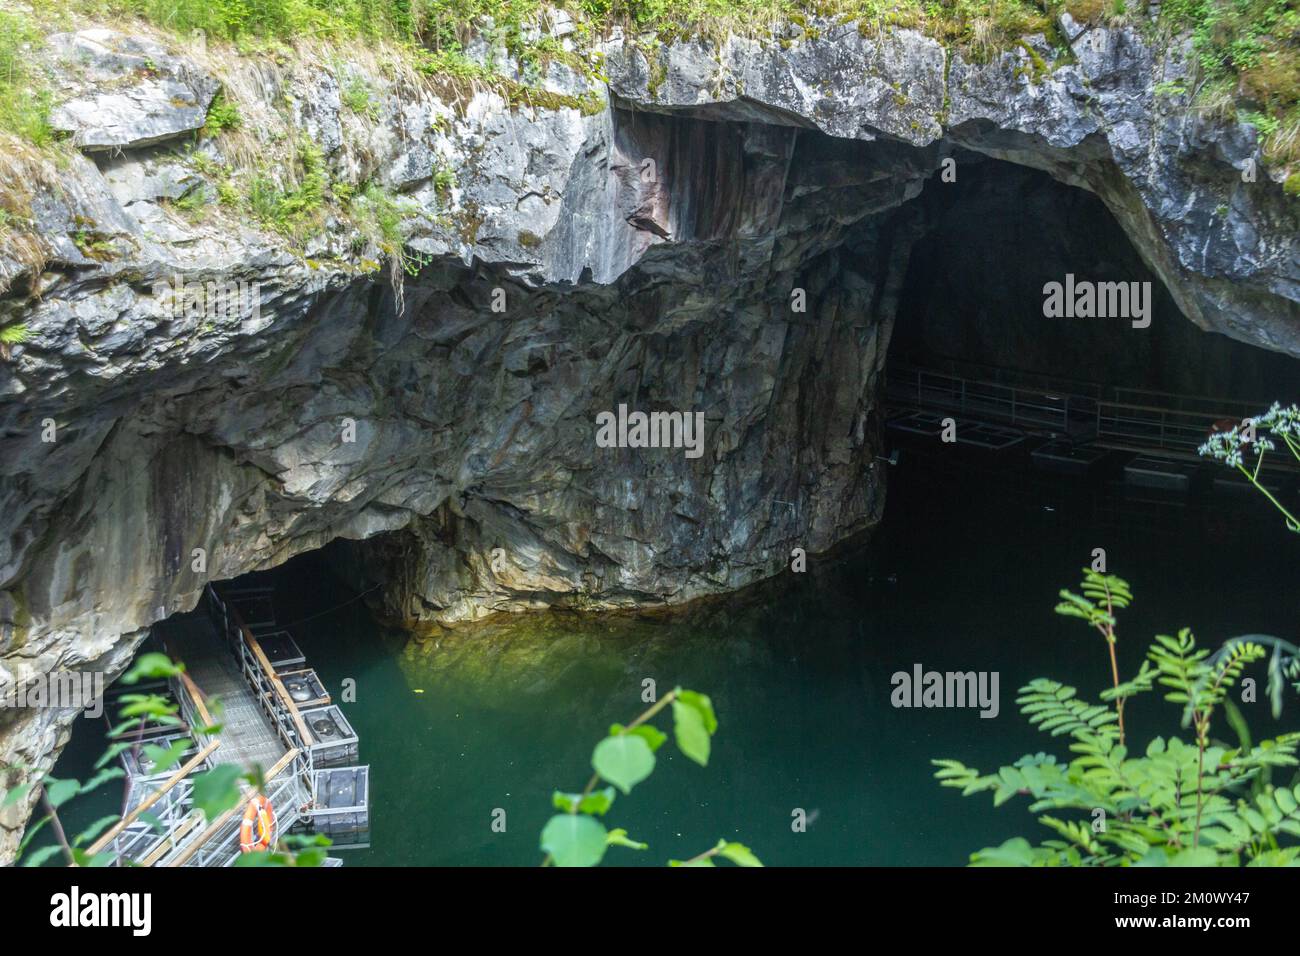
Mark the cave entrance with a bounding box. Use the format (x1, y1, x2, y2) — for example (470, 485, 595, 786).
(880, 153, 1300, 524)
(43, 539, 396, 866)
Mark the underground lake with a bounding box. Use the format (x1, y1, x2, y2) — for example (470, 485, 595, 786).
(44, 435, 1300, 867)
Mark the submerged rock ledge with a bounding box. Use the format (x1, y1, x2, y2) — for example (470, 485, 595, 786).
(0, 12, 1296, 859)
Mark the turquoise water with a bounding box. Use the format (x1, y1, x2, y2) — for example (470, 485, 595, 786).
(47, 444, 1300, 866)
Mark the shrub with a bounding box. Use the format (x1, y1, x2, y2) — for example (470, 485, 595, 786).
(936, 570, 1300, 866)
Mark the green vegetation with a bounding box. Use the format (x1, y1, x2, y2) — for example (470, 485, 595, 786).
(71, 227, 116, 260)
(541, 686, 763, 866)
(2, 653, 327, 866)
(201, 89, 241, 136)
(0, 9, 53, 144)
(0, 322, 30, 344)
(348, 182, 411, 255)
(44, 1, 1295, 165)
(432, 161, 456, 198)
(939, 411, 1300, 866)
(0, 1, 1283, 171)
(244, 137, 328, 238)
(1162, 0, 1300, 164)
(0, 322, 31, 360)
(341, 74, 379, 118)
(935, 570, 1300, 866)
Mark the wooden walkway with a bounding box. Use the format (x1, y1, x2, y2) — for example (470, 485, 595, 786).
(87, 586, 369, 866)
(176, 636, 285, 772)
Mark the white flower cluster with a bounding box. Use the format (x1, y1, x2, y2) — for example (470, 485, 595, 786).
(1196, 403, 1300, 468)
(1256, 402, 1300, 438)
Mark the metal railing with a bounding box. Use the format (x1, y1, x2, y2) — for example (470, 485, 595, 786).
(163, 747, 306, 867)
(207, 585, 316, 758)
(89, 744, 217, 865)
(886, 363, 1075, 434)
(93, 590, 324, 866)
(1095, 400, 1225, 455)
(886, 359, 1298, 468)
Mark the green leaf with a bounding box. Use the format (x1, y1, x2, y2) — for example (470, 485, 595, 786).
(672, 699, 711, 766)
(116, 695, 178, 719)
(73, 815, 123, 847)
(1, 781, 34, 810)
(71, 848, 115, 867)
(292, 847, 329, 867)
(142, 741, 190, 775)
(191, 764, 243, 822)
(18, 815, 49, 854)
(717, 840, 763, 867)
(79, 767, 124, 794)
(540, 814, 608, 867)
(610, 723, 668, 752)
(552, 787, 616, 816)
(675, 689, 718, 734)
(93, 740, 134, 770)
(44, 778, 79, 809)
(591, 734, 655, 795)
(120, 653, 183, 684)
(606, 827, 648, 850)
(21, 844, 64, 868)
(970, 837, 1038, 867)
(669, 856, 716, 867)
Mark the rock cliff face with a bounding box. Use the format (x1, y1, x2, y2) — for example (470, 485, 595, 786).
(0, 12, 1296, 860)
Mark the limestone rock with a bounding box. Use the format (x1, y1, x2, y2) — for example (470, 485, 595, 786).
(46, 29, 219, 151)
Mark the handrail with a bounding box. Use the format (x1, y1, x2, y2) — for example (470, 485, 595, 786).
(138, 811, 204, 866)
(889, 368, 1070, 431)
(175, 670, 215, 729)
(164, 747, 301, 867)
(1096, 398, 1224, 418)
(223, 596, 314, 748)
(244, 629, 315, 748)
(890, 354, 1289, 409)
(87, 739, 222, 855)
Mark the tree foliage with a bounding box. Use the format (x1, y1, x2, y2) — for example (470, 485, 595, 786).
(935, 572, 1300, 866)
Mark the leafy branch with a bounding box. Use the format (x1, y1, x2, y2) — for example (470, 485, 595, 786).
(936, 572, 1300, 866)
(540, 686, 762, 867)
(1055, 569, 1134, 745)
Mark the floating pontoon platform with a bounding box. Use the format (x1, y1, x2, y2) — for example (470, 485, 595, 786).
(87, 584, 371, 866)
(1124, 455, 1197, 491)
(1030, 438, 1113, 475)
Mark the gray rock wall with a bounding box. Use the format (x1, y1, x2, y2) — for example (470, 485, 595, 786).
(0, 13, 1296, 861)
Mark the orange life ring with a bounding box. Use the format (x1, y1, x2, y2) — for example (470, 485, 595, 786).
(239, 794, 275, 853)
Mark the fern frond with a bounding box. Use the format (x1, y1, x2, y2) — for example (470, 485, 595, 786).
(1016, 679, 1119, 748)
(931, 759, 997, 797)
(0, 323, 30, 345)
(1081, 570, 1132, 609)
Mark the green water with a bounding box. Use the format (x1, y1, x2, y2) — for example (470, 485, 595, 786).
(48, 446, 1300, 866)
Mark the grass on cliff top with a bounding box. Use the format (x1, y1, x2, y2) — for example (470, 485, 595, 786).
(1, 0, 1295, 166)
(0, 9, 54, 146)
(1161, 0, 1299, 163)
